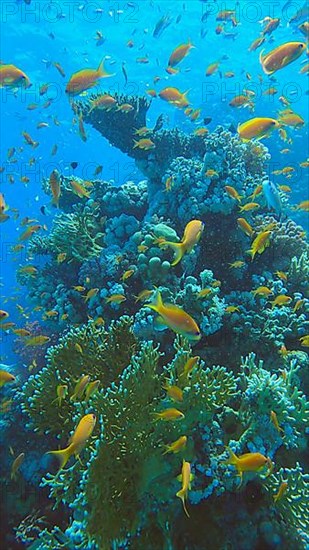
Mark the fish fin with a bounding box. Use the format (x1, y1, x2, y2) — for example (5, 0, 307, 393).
(148, 290, 164, 314)
(153, 316, 167, 331)
(97, 58, 115, 78)
(224, 447, 238, 466)
(176, 489, 190, 518)
(160, 241, 184, 266)
(46, 443, 74, 470)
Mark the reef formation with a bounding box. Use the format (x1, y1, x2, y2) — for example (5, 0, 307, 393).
(6, 96, 308, 549)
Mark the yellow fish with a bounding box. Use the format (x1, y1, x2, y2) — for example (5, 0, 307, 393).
(270, 295, 292, 308)
(159, 220, 204, 266)
(180, 356, 199, 378)
(273, 481, 288, 503)
(176, 460, 193, 518)
(147, 291, 201, 341)
(0, 370, 16, 388)
(65, 59, 114, 96)
(238, 118, 280, 141)
(248, 230, 271, 260)
(225, 448, 272, 484)
(11, 453, 25, 480)
(163, 384, 183, 402)
(259, 42, 306, 75)
(163, 435, 187, 455)
(46, 413, 96, 470)
(25, 335, 50, 347)
(153, 408, 184, 421)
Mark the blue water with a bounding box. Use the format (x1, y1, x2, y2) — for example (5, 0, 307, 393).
(1, 1, 308, 549)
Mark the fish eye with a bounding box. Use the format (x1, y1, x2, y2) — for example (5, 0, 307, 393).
(298, 44, 304, 48)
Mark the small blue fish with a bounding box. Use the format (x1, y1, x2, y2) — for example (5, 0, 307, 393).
(262, 179, 282, 216)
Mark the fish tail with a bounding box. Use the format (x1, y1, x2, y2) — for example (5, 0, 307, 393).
(148, 290, 164, 314)
(176, 489, 190, 518)
(97, 57, 115, 78)
(163, 241, 185, 266)
(224, 447, 238, 466)
(46, 443, 74, 470)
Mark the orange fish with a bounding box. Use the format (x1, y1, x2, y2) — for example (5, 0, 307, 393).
(259, 42, 306, 75)
(159, 87, 190, 108)
(168, 41, 194, 68)
(19, 225, 41, 241)
(49, 169, 61, 208)
(66, 59, 115, 96)
(53, 62, 66, 77)
(22, 132, 39, 148)
(0, 63, 31, 88)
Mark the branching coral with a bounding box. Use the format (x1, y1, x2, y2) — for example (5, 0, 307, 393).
(19, 317, 137, 437)
(237, 353, 309, 451)
(265, 462, 309, 544)
(49, 205, 104, 262)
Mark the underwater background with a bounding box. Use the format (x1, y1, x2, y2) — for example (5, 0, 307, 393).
(0, 0, 308, 548)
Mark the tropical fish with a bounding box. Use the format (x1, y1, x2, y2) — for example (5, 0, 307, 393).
(225, 448, 272, 484)
(176, 460, 193, 518)
(0, 63, 31, 88)
(298, 22, 309, 37)
(229, 95, 254, 110)
(239, 202, 260, 212)
(229, 261, 245, 269)
(46, 413, 96, 470)
(19, 225, 41, 241)
(273, 481, 288, 503)
(147, 290, 201, 341)
(237, 218, 254, 237)
(270, 295, 292, 308)
(106, 294, 126, 304)
(52, 384, 68, 406)
(278, 109, 304, 128)
(159, 220, 204, 266)
(66, 59, 115, 96)
(89, 94, 117, 113)
(168, 41, 194, 68)
(84, 288, 99, 302)
(133, 139, 155, 151)
(225, 186, 243, 202)
(249, 36, 265, 51)
(248, 231, 271, 260)
(180, 356, 199, 378)
(299, 335, 309, 347)
(259, 42, 306, 75)
(163, 384, 183, 402)
(0, 370, 15, 387)
(22, 132, 39, 148)
(70, 180, 90, 198)
(205, 61, 220, 76)
(153, 408, 184, 421)
(262, 180, 282, 215)
(158, 87, 190, 108)
(25, 335, 50, 347)
(71, 375, 90, 402)
(163, 435, 187, 455)
(84, 380, 100, 401)
(11, 453, 25, 480)
(270, 411, 283, 434)
(252, 286, 273, 297)
(53, 62, 66, 77)
(225, 306, 240, 313)
(238, 118, 280, 141)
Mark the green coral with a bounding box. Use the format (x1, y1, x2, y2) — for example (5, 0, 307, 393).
(265, 462, 309, 541)
(19, 317, 138, 437)
(49, 205, 104, 262)
(238, 353, 309, 449)
(288, 251, 309, 293)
